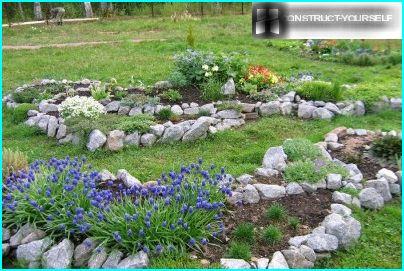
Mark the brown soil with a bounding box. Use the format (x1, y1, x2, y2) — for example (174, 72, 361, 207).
(253, 174, 286, 186)
(330, 134, 398, 180)
(201, 190, 332, 262)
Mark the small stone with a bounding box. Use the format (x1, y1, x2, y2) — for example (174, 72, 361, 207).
(2, 243, 10, 256)
(150, 124, 165, 137)
(236, 174, 253, 185)
(154, 80, 172, 90)
(124, 132, 140, 146)
(118, 105, 130, 115)
(221, 78, 236, 95)
(129, 107, 142, 116)
(116, 169, 141, 187)
(313, 108, 334, 119)
(42, 239, 74, 268)
(220, 258, 251, 269)
(20, 229, 46, 244)
(359, 188, 384, 210)
(140, 133, 157, 147)
(297, 104, 317, 119)
(182, 117, 211, 142)
(171, 104, 184, 115)
(306, 233, 339, 252)
(106, 130, 125, 151)
(355, 129, 367, 136)
(256, 258, 269, 269)
(160, 125, 184, 143)
(389, 183, 401, 195)
(376, 168, 398, 183)
(217, 109, 242, 119)
(262, 146, 287, 171)
(288, 235, 309, 247)
(56, 124, 67, 139)
(365, 178, 392, 202)
(105, 101, 120, 112)
(253, 184, 286, 199)
(99, 169, 116, 182)
(281, 249, 314, 268)
(323, 213, 361, 248)
(299, 245, 316, 262)
(87, 130, 107, 151)
(286, 182, 304, 195)
(325, 133, 338, 143)
(331, 204, 352, 217)
(332, 191, 352, 205)
(260, 101, 281, 116)
(267, 251, 289, 269)
(117, 251, 149, 268)
(17, 237, 53, 263)
(280, 102, 293, 115)
(327, 142, 344, 150)
(255, 168, 279, 178)
(327, 174, 342, 190)
(301, 182, 317, 193)
(102, 249, 123, 269)
(10, 223, 35, 247)
(242, 184, 260, 204)
(74, 238, 98, 267)
(226, 191, 243, 205)
(3, 228, 10, 242)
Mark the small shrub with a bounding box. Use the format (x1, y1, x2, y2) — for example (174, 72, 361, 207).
(284, 159, 348, 183)
(386, 51, 401, 65)
(201, 79, 224, 101)
(245, 65, 279, 89)
(3, 148, 28, 179)
(288, 216, 300, 230)
(6, 103, 37, 124)
(248, 90, 278, 102)
(216, 101, 242, 112)
(156, 108, 173, 121)
(113, 89, 127, 100)
(266, 203, 287, 221)
(121, 94, 160, 107)
(297, 81, 343, 102)
(240, 82, 258, 94)
(186, 26, 195, 48)
(12, 88, 41, 103)
(197, 109, 211, 117)
(160, 89, 183, 102)
(262, 225, 283, 245)
(338, 187, 359, 197)
(116, 114, 156, 133)
(370, 135, 402, 161)
(354, 53, 375, 66)
(282, 138, 322, 162)
(233, 223, 254, 243)
(227, 242, 251, 261)
(91, 86, 110, 101)
(59, 96, 105, 120)
(167, 71, 188, 88)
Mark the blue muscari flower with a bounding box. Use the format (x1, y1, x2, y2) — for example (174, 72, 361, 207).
(164, 197, 171, 206)
(162, 221, 167, 227)
(132, 213, 139, 221)
(170, 224, 176, 230)
(198, 158, 203, 165)
(188, 238, 196, 246)
(127, 229, 133, 236)
(97, 213, 104, 221)
(155, 244, 163, 254)
(138, 228, 145, 237)
(125, 213, 131, 222)
(113, 232, 122, 242)
(143, 246, 149, 254)
(47, 215, 53, 221)
(84, 239, 92, 248)
(183, 223, 189, 230)
(145, 221, 151, 228)
(201, 238, 208, 245)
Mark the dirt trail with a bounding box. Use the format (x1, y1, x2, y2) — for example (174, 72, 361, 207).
(3, 38, 166, 50)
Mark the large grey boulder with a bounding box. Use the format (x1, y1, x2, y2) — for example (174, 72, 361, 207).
(280, 102, 293, 115)
(56, 124, 67, 139)
(106, 130, 125, 151)
(354, 101, 366, 116)
(217, 109, 242, 119)
(102, 249, 123, 269)
(306, 233, 339, 252)
(16, 237, 53, 263)
(39, 101, 58, 113)
(281, 249, 314, 268)
(236, 174, 253, 185)
(253, 184, 286, 199)
(298, 104, 317, 119)
(313, 108, 334, 119)
(3, 228, 10, 242)
(74, 238, 98, 267)
(220, 258, 251, 269)
(10, 223, 35, 247)
(42, 239, 74, 268)
(365, 178, 392, 202)
(88, 247, 108, 268)
(124, 132, 140, 146)
(221, 78, 236, 95)
(141, 133, 157, 147)
(150, 124, 165, 137)
(322, 213, 361, 248)
(129, 107, 142, 116)
(262, 146, 287, 171)
(182, 117, 211, 142)
(20, 229, 46, 244)
(376, 168, 398, 183)
(160, 125, 184, 143)
(242, 184, 260, 204)
(87, 130, 107, 151)
(260, 101, 281, 116)
(171, 104, 184, 115)
(359, 188, 384, 210)
(117, 251, 149, 268)
(286, 182, 305, 195)
(116, 169, 141, 188)
(324, 102, 341, 114)
(105, 101, 120, 113)
(330, 204, 352, 217)
(326, 174, 342, 190)
(299, 245, 316, 263)
(47, 116, 59, 137)
(332, 191, 352, 205)
(288, 235, 309, 247)
(267, 251, 289, 269)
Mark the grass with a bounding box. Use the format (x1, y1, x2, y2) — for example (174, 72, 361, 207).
(317, 199, 402, 268)
(233, 222, 255, 244)
(282, 138, 322, 162)
(262, 225, 283, 245)
(266, 203, 287, 221)
(226, 241, 252, 261)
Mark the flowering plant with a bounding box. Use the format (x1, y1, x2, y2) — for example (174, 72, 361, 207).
(244, 65, 279, 90)
(59, 96, 105, 120)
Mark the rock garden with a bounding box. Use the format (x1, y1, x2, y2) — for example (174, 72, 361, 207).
(3, 125, 401, 268)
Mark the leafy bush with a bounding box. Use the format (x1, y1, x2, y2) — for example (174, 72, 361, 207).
(240, 82, 258, 94)
(370, 135, 402, 161)
(200, 78, 224, 101)
(244, 65, 279, 90)
(3, 157, 111, 237)
(12, 89, 42, 103)
(160, 89, 183, 102)
(156, 108, 173, 121)
(284, 159, 348, 183)
(338, 187, 359, 197)
(5, 103, 37, 124)
(173, 49, 247, 87)
(3, 148, 28, 180)
(266, 203, 287, 221)
(386, 51, 401, 65)
(167, 71, 188, 88)
(91, 86, 110, 101)
(288, 216, 300, 230)
(121, 94, 160, 107)
(227, 242, 251, 261)
(282, 138, 322, 162)
(186, 26, 195, 48)
(262, 225, 283, 245)
(297, 81, 343, 102)
(113, 89, 128, 100)
(116, 114, 156, 133)
(88, 160, 231, 255)
(216, 101, 242, 112)
(248, 90, 278, 102)
(233, 222, 254, 244)
(59, 96, 105, 120)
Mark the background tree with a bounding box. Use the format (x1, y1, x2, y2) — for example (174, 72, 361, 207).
(83, 2, 93, 18)
(33, 2, 42, 20)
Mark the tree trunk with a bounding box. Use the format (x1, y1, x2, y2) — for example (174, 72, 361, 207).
(108, 2, 113, 13)
(83, 2, 93, 18)
(200, 3, 204, 17)
(18, 2, 25, 20)
(34, 2, 43, 20)
(151, 3, 154, 18)
(241, 3, 244, 15)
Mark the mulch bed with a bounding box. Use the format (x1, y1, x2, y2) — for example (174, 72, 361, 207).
(329, 134, 399, 180)
(201, 190, 332, 262)
(253, 174, 286, 186)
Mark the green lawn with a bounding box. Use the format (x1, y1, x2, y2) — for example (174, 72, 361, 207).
(2, 14, 402, 268)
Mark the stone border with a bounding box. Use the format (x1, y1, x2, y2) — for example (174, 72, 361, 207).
(7, 79, 401, 152)
(3, 127, 401, 269)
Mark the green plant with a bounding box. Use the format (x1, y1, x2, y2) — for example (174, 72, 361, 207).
(3, 148, 28, 179)
(113, 89, 128, 100)
(116, 114, 156, 133)
(91, 86, 110, 101)
(247, 89, 278, 102)
(156, 108, 173, 121)
(284, 159, 348, 183)
(121, 94, 160, 107)
(160, 89, 183, 102)
(200, 79, 224, 101)
(216, 101, 242, 112)
(370, 135, 402, 162)
(197, 109, 211, 117)
(297, 81, 343, 102)
(282, 138, 322, 162)
(338, 187, 359, 197)
(266, 203, 287, 221)
(105, 77, 118, 92)
(240, 82, 258, 94)
(167, 71, 188, 88)
(288, 216, 300, 230)
(186, 26, 195, 48)
(5, 103, 37, 124)
(233, 222, 255, 244)
(262, 225, 283, 245)
(12, 88, 43, 103)
(227, 242, 251, 261)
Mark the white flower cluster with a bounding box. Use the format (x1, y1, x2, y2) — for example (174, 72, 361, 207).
(202, 64, 219, 77)
(59, 96, 105, 120)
